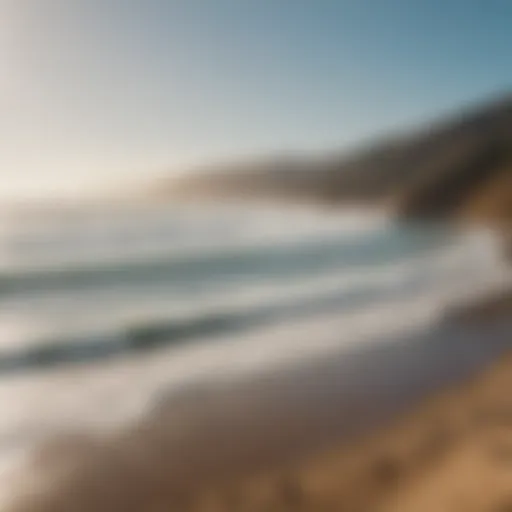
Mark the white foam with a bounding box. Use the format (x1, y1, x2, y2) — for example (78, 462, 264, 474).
(0, 227, 505, 354)
(0, 230, 509, 442)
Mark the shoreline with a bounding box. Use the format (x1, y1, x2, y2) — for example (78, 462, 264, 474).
(3, 313, 512, 511)
(0, 204, 510, 511)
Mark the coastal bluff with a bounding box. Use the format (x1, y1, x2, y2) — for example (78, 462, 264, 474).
(160, 93, 512, 230)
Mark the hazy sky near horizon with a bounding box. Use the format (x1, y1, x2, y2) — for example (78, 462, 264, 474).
(1, 0, 511, 200)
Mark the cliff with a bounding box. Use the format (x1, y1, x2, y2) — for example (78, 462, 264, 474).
(161, 93, 512, 227)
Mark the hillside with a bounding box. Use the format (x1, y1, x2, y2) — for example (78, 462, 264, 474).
(161, 93, 512, 226)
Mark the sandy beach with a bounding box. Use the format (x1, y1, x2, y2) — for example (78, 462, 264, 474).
(3, 308, 512, 512)
(190, 349, 512, 512)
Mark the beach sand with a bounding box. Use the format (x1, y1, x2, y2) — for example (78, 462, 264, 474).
(190, 352, 512, 512)
(2, 307, 511, 511)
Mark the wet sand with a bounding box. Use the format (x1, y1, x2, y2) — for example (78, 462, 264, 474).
(190, 350, 512, 512)
(3, 313, 512, 512)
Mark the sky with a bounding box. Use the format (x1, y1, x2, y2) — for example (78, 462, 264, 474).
(1, 0, 511, 200)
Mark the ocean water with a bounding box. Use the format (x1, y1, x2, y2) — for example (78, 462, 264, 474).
(0, 203, 510, 499)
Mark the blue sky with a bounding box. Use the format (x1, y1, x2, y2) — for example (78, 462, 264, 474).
(1, 0, 511, 199)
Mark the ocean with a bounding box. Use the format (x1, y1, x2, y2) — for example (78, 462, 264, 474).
(0, 202, 511, 502)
